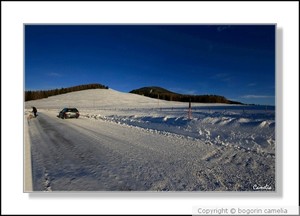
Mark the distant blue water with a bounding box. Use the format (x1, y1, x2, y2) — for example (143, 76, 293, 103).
(159, 105, 275, 112)
(154, 105, 275, 121)
(192, 105, 275, 111)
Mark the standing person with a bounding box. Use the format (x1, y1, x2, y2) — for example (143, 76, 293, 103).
(32, 106, 37, 117)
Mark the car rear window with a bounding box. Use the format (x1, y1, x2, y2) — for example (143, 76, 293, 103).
(68, 108, 78, 112)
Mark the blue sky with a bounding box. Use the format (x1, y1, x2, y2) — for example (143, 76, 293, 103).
(25, 25, 275, 105)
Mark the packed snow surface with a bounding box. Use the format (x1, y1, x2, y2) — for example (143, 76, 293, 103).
(25, 89, 275, 191)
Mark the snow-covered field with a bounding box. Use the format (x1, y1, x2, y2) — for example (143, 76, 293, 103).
(25, 89, 275, 191)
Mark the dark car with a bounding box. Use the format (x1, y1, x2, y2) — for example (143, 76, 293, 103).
(58, 108, 80, 119)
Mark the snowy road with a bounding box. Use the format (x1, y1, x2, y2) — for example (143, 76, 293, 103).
(27, 110, 275, 191)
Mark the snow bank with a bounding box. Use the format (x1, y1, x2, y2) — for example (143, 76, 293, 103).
(79, 107, 275, 155)
(25, 89, 275, 155)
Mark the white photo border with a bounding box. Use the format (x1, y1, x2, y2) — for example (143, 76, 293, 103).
(2, 1, 299, 215)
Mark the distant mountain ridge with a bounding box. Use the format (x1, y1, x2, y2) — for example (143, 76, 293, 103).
(130, 86, 243, 104)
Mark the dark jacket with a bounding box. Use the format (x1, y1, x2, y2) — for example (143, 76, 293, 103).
(32, 107, 37, 113)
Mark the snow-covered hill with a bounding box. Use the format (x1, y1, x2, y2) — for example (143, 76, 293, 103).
(25, 88, 185, 109)
(24, 88, 275, 191)
(25, 88, 236, 109)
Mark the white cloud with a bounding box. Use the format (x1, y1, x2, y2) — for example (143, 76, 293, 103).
(217, 25, 231, 32)
(210, 73, 232, 83)
(247, 83, 257, 87)
(169, 88, 198, 95)
(211, 73, 228, 79)
(241, 95, 274, 99)
(47, 72, 62, 77)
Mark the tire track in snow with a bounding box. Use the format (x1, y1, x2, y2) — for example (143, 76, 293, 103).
(28, 111, 275, 191)
(28, 113, 116, 190)
(29, 112, 178, 190)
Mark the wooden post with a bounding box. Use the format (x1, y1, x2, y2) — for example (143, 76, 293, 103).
(157, 93, 160, 110)
(188, 98, 192, 119)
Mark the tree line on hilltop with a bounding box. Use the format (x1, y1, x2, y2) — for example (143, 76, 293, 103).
(130, 86, 243, 104)
(25, 83, 108, 101)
